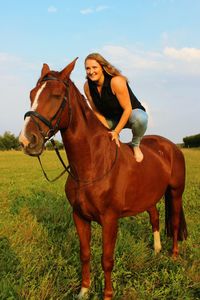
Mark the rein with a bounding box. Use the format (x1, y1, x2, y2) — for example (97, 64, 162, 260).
(37, 139, 72, 182)
(67, 143, 118, 185)
(38, 139, 118, 184)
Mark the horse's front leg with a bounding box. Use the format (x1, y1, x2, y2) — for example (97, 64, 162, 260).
(101, 215, 118, 300)
(73, 211, 91, 299)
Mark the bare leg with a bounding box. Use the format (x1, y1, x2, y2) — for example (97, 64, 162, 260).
(148, 206, 162, 254)
(73, 211, 91, 299)
(101, 215, 118, 300)
(128, 108, 148, 163)
(133, 146, 144, 162)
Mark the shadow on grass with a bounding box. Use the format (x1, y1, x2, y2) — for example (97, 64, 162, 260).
(9, 189, 74, 245)
(8, 190, 82, 299)
(0, 237, 21, 300)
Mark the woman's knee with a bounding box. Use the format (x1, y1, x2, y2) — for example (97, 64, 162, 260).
(129, 109, 148, 133)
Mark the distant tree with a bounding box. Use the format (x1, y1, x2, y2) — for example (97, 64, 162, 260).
(183, 133, 200, 148)
(0, 131, 20, 150)
(0, 138, 5, 150)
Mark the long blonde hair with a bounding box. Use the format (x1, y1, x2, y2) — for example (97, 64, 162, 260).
(85, 53, 127, 79)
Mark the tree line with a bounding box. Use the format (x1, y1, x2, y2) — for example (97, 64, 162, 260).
(183, 133, 200, 148)
(0, 131, 199, 150)
(0, 131, 63, 151)
(0, 132, 20, 150)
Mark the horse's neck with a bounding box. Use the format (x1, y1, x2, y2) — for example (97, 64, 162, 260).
(61, 82, 115, 181)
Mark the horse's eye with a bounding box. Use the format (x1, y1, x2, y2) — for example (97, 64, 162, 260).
(53, 94, 62, 100)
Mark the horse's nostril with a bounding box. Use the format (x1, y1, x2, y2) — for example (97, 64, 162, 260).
(29, 133, 38, 148)
(19, 133, 30, 148)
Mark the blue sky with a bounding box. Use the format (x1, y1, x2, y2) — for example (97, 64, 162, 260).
(0, 0, 199, 143)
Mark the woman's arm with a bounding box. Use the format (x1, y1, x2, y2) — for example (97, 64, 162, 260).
(110, 76, 132, 135)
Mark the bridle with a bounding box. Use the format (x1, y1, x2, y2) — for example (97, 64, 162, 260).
(24, 75, 118, 184)
(24, 76, 71, 141)
(24, 75, 72, 182)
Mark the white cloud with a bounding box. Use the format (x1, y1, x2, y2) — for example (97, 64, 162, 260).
(80, 5, 108, 15)
(101, 45, 166, 71)
(0, 52, 39, 72)
(0, 52, 21, 63)
(96, 5, 108, 12)
(80, 8, 93, 15)
(164, 47, 200, 62)
(48, 6, 57, 13)
(101, 45, 200, 76)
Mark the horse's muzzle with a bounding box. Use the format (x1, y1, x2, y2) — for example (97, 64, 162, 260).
(19, 131, 44, 156)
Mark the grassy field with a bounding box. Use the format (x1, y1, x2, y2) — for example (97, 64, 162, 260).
(0, 149, 200, 300)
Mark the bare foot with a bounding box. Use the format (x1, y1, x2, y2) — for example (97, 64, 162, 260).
(133, 146, 144, 162)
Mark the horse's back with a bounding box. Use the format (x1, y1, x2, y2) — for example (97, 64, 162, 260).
(141, 135, 185, 184)
(141, 134, 182, 155)
(122, 134, 184, 165)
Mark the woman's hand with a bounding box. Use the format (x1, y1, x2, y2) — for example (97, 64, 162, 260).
(109, 130, 120, 147)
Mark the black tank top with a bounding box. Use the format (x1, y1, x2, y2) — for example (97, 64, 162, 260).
(88, 73, 145, 121)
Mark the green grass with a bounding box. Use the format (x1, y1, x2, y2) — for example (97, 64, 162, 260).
(0, 149, 200, 299)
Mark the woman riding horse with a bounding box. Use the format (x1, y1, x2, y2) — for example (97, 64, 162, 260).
(19, 58, 187, 300)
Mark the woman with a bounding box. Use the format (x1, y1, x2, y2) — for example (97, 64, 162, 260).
(84, 53, 148, 162)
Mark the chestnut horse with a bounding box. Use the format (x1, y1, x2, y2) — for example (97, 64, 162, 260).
(19, 59, 187, 300)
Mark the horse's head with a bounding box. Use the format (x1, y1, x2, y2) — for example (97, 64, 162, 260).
(19, 58, 78, 156)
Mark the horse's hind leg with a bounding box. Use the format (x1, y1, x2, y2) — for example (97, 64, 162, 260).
(148, 206, 162, 254)
(165, 187, 187, 257)
(73, 211, 91, 299)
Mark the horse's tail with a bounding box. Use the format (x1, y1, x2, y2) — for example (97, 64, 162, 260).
(165, 187, 188, 241)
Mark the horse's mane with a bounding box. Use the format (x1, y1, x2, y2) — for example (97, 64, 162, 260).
(69, 79, 109, 133)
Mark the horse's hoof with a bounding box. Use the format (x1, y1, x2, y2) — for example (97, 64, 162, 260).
(172, 253, 178, 260)
(103, 291, 113, 300)
(154, 245, 162, 255)
(154, 249, 161, 255)
(77, 287, 89, 299)
(171, 248, 179, 259)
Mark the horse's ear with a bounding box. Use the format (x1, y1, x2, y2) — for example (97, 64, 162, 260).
(41, 63, 50, 77)
(60, 57, 78, 79)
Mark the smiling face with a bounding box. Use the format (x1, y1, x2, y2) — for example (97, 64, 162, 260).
(85, 59, 104, 85)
